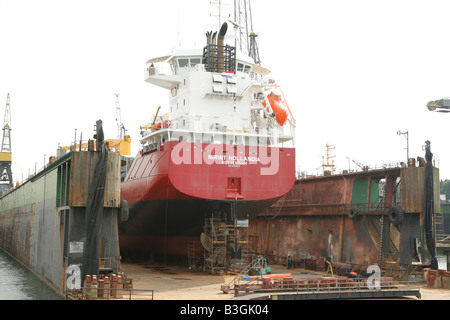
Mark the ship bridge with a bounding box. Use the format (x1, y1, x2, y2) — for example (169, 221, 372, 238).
(141, 22, 295, 153)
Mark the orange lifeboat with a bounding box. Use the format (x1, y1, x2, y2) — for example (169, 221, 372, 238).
(262, 92, 288, 126)
(152, 122, 163, 131)
(152, 120, 172, 131)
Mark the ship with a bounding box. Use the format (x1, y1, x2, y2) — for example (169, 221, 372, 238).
(119, 17, 296, 260)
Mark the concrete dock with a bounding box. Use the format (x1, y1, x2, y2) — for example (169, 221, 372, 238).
(114, 263, 450, 300)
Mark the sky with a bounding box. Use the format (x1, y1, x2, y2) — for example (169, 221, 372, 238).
(1, 0, 450, 183)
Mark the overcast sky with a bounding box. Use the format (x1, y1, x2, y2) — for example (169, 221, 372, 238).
(1, 0, 450, 183)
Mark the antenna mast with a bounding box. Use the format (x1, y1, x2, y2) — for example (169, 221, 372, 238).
(209, 0, 261, 65)
(234, 0, 261, 65)
(322, 144, 336, 174)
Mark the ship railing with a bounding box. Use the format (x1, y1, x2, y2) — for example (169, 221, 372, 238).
(233, 275, 421, 299)
(348, 201, 401, 215)
(151, 123, 294, 147)
(99, 257, 124, 275)
(264, 201, 401, 216)
(281, 279, 421, 296)
(141, 130, 292, 150)
(299, 162, 405, 178)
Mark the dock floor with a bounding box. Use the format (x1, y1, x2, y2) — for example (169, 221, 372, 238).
(119, 262, 450, 300)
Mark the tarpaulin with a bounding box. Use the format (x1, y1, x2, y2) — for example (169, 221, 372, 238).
(82, 120, 108, 277)
(423, 140, 438, 270)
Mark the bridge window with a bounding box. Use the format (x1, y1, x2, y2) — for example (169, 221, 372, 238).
(190, 58, 201, 67)
(178, 59, 189, 68)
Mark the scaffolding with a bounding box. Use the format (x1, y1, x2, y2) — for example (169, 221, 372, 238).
(202, 214, 250, 274)
(187, 240, 205, 271)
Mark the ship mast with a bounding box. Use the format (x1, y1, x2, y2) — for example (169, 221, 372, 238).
(234, 0, 261, 65)
(210, 0, 261, 65)
(322, 144, 336, 175)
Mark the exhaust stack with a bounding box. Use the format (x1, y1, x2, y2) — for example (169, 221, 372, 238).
(204, 22, 231, 73)
(217, 22, 228, 73)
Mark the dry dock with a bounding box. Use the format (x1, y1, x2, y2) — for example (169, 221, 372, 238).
(115, 263, 450, 300)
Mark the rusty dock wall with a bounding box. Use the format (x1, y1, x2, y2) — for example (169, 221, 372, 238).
(0, 150, 121, 296)
(250, 166, 440, 270)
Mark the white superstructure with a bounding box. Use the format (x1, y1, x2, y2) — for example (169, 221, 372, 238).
(140, 22, 295, 150)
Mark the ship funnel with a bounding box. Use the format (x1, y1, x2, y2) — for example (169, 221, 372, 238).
(217, 22, 228, 73)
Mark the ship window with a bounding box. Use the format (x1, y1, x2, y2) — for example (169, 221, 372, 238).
(190, 58, 201, 67)
(213, 84, 223, 93)
(178, 59, 189, 68)
(227, 85, 237, 94)
(237, 63, 244, 72)
(244, 65, 251, 74)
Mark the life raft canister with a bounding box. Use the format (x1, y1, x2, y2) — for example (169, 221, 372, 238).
(262, 92, 288, 126)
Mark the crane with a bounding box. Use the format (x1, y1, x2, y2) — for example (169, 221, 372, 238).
(115, 93, 126, 139)
(352, 160, 370, 171)
(59, 94, 131, 156)
(0, 93, 13, 195)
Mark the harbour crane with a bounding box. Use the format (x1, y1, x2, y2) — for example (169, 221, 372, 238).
(0, 93, 13, 195)
(352, 159, 370, 171)
(59, 94, 131, 156)
(115, 93, 126, 139)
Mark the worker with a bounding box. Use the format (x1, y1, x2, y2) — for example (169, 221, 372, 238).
(287, 255, 293, 270)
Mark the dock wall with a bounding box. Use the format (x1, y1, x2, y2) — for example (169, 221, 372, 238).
(251, 166, 439, 269)
(0, 150, 121, 295)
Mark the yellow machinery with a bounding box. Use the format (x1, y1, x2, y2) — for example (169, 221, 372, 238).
(140, 106, 162, 132)
(60, 135, 131, 156)
(325, 260, 334, 277)
(61, 94, 132, 156)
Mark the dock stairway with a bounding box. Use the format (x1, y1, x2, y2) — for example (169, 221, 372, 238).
(370, 216, 400, 263)
(399, 255, 419, 281)
(435, 213, 450, 242)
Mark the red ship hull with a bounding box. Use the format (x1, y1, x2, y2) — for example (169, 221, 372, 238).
(119, 141, 295, 259)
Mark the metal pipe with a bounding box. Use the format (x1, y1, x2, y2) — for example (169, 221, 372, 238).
(217, 22, 228, 73)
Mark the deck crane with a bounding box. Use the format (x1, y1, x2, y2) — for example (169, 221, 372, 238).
(0, 93, 13, 195)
